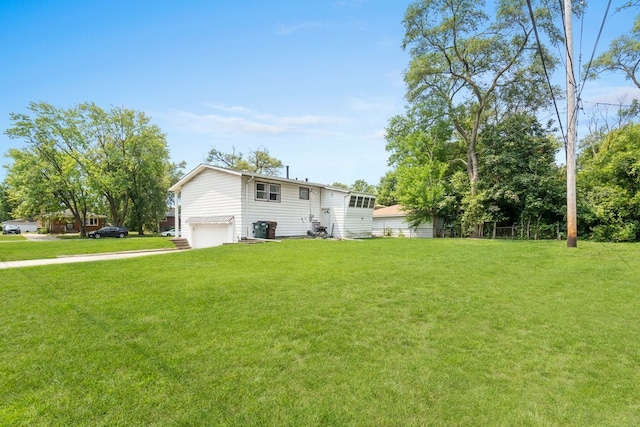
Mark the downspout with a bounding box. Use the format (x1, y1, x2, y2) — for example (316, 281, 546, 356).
(343, 192, 351, 240)
(245, 175, 255, 239)
(174, 191, 180, 237)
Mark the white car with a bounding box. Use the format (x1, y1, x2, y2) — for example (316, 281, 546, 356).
(160, 228, 176, 237)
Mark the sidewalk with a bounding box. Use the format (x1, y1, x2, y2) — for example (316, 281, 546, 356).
(0, 248, 178, 269)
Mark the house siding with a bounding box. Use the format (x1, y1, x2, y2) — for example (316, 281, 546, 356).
(242, 176, 322, 238)
(372, 216, 434, 238)
(319, 189, 350, 239)
(345, 207, 374, 238)
(181, 169, 242, 243)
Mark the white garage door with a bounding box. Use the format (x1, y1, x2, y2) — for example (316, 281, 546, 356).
(191, 223, 232, 249)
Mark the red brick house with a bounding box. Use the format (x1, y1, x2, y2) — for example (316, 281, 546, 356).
(45, 210, 107, 234)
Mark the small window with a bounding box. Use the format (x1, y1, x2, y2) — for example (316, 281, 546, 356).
(269, 184, 280, 201)
(369, 198, 376, 208)
(84, 217, 99, 226)
(256, 182, 268, 200)
(299, 187, 310, 200)
(256, 182, 280, 202)
(356, 196, 364, 208)
(349, 196, 357, 207)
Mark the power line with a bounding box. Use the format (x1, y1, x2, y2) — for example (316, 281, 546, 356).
(527, 0, 566, 144)
(577, 0, 613, 103)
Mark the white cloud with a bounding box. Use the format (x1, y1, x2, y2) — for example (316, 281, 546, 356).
(161, 105, 348, 138)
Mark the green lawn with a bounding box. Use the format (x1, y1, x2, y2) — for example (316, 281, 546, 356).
(0, 234, 26, 241)
(0, 236, 176, 261)
(1, 239, 639, 426)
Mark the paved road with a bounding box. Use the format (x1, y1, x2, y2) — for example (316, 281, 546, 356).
(0, 234, 180, 269)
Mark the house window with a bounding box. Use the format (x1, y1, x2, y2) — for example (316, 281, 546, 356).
(299, 187, 310, 200)
(84, 217, 99, 226)
(256, 182, 280, 202)
(348, 195, 376, 209)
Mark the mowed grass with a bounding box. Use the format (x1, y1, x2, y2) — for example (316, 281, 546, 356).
(0, 236, 176, 261)
(1, 238, 639, 426)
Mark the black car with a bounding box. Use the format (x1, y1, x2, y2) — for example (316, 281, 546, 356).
(88, 226, 128, 239)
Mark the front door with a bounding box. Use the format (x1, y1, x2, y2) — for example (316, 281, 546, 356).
(322, 208, 331, 231)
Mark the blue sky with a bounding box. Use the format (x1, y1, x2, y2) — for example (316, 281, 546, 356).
(1, 0, 639, 186)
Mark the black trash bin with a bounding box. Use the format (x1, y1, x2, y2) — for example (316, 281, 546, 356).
(266, 221, 278, 239)
(253, 221, 268, 239)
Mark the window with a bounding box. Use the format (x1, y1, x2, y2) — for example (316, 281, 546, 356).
(256, 182, 280, 202)
(299, 187, 310, 200)
(348, 195, 376, 209)
(84, 217, 99, 226)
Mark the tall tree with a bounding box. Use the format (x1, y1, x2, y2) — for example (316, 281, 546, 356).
(206, 146, 283, 176)
(385, 103, 457, 233)
(81, 103, 171, 232)
(590, 14, 640, 89)
(402, 0, 558, 234)
(4, 102, 173, 235)
(4, 103, 97, 236)
(479, 113, 564, 238)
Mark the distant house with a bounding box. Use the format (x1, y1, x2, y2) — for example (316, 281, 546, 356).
(159, 211, 177, 232)
(45, 210, 107, 234)
(372, 204, 439, 238)
(169, 164, 377, 249)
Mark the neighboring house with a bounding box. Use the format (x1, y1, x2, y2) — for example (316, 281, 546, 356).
(159, 211, 177, 232)
(1, 219, 38, 233)
(372, 204, 439, 238)
(45, 210, 107, 234)
(169, 164, 377, 249)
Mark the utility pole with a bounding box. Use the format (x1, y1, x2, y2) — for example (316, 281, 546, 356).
(565, 0, 578, 248)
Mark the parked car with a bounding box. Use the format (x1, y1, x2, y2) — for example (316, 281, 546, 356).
(2, 224, 21, 234)
(88, 226, 128, 239)
(160, 228, 176, 237)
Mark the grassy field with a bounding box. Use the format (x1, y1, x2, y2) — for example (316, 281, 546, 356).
(1, 238, 639, 426)
(0, 236, 176, 261)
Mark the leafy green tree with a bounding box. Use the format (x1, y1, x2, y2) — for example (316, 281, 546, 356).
(590, 14, 640, 89)
(5, 103, 98, 236)
(0, 183, 15, 222)
(351, 179, 376, 193)
(401, 0, 558, 235)
(385, 103, 460, 234)
(4, 102, 174, 235)
(206, 146, 283, 176)
(479, 114, 564, 238)
(330, 182, 349, 190)
(578, 123, 640, 241)
(376, 171, 399, 206)
(80, 103, 171, 232)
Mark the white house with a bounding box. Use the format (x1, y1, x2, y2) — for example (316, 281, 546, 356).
(372, 204, 438, 238)
(169, 164, 377, 249)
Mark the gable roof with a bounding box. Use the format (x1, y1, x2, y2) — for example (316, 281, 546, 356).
(169, 163, 376, 196)
(372, 204, 408, 218)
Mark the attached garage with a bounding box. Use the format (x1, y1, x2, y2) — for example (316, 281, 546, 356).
(187, 216, 235, 249)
